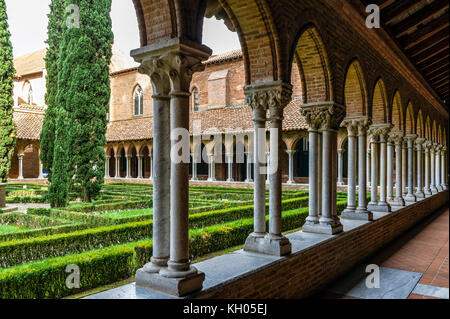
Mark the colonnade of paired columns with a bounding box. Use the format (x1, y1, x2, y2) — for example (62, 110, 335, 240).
(15, 152, 44, 180)
(105, 154, 153, 180)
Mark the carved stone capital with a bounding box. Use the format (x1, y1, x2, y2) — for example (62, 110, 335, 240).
(244, 81, 293, 119)
(388, 130, 403, 144)
(368, 123, 392, 140)
(342, 116, 368, 137)
(423, 140, 432, 151)
(415, 138, 425, 150)
(300, 102, 345, 131)
(404, 134, 418, 147)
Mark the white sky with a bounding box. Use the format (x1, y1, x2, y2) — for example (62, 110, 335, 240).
(5, 0, 241, 58)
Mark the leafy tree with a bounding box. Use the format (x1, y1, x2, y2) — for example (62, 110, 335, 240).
(40, 0, 65, 183)
(0, 0, 16, 183)
(51, 0, 113, 204)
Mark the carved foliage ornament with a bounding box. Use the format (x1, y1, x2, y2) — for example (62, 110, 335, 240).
(301, 103, 345, 130)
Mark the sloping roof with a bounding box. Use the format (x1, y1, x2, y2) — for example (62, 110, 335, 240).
(13, 46, 138, 77)
(204, 49, 243, 65)
(105, 100, 308, 142)
(13, 110, 45, 141)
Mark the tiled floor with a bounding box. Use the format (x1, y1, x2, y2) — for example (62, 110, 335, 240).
(318, 206, 449, 299)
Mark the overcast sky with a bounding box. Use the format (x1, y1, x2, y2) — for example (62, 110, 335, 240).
(5, 0, 241, 58)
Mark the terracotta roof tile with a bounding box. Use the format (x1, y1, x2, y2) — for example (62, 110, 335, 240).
(13, 110, 44, 141)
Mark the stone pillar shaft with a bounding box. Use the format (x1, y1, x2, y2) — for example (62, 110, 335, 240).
(18, 154, 24, 179)
(387, 142, 394, 201)
(286, 150, 295, 184)
(337, 149, 344, 186)
(424, 143, 431, 195)
(306, 129, 319, 224)
(405, 135, 417, 202)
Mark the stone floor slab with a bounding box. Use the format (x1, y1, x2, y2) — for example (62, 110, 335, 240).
(84, 282, 175, 299)
(412, 283, 449, 299)
(328, 266, 422, 299)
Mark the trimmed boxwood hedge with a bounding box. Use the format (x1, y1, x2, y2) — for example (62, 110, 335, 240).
(0, 245, 135, 299)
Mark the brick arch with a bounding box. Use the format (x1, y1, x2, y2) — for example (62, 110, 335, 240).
(391, 90, 403, 131)
(432, 120, 437, 142)
(416, 110, 424, 138)
(292, 25, 332, 104)
(438, 125, 442, 144)
(405, 102, 415, 135)
(344, 59, 368, 117)
(443, 128, 447, 146)
(371, 78, 389, 124)
(425, 115, 432, 140)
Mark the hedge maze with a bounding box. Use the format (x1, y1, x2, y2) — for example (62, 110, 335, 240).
(0, 183, 350, 298)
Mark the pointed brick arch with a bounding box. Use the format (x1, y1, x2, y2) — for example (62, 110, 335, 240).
(391, 90, 403, 131)
(371, 78, 389, 124)
(292, 25, 332, 104)
(405, 102, 415, 135)
(438, 125, 443, 144)
(432, 120, 437, 142)
(344, 59, 368, 117)
(416, 110, 424, 138)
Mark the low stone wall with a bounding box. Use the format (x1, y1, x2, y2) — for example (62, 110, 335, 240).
(195, 191, 449, 299)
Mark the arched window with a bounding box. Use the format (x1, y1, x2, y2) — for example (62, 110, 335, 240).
(23, 81, 33, 105)
(134, 85, 144, 116)
(192, 87, 199, 111)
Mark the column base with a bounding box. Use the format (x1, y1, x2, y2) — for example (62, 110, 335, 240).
(302, 220, 343, 235)
(244, 179, 253, 183)
(142, 257, 169, 273)
(415, 191, 425, 199)
(404, 194, 417, 203)
(424, 188, 432, 196)
(431, 187, 439, 194)
(374, 201, 391, 212)
(135, 267, 204, 297)
(367, 202, 379, 211)
(337, 181, 345, 186)
(341, 209, 373, 221)
(437, 185, 443, 192)
(442, 184, 448, 191)
(207, 178, 216, 182)
(226, 178, 234, 182)
(286, 180, 295, 185)
(243, 233, 291, 256)
(389, 197, 405, 207)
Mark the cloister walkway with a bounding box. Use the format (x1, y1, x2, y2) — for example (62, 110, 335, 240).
(318, 206, 449, 299)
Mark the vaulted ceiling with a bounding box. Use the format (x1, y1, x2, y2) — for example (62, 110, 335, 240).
(361, 0, 449, 108)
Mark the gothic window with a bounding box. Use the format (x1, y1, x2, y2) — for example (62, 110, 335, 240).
(134, 85, 144, 116)
(23, 81, 33, 105)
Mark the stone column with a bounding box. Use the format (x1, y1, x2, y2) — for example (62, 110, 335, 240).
(149, 155, 153, 180)
(226, 153, 234, 182)
(301, 102, 345, 234)
(415, 138, 425, 198)
(18, 154, 24, 179)
(402, 142, 407, 194)
(39, 160, 44, 179)
(423, 141, 432, 196)
(244, 81, 292, 256)
(366, 148, 371, 186)
(132, 43, 210, 296)
(435, 145, 442, 191)
(341, 119, 358, 219)
(115, 156, 120, 178)
(105, 156, 110, 178)
(367, 128, 379, 211)
(337, 149, 345, 186)
(390, 131, 405, 206)
(430, 143, 438, 194)
(126, 155, 132, 179)
(244, 152, 253, 182)
(286, 150, 295, 184)
(404, 134, 417, 202)
(266, 152, 270, 184)
(386, 138, 394, 202)
(355, 119, 372, 218)
(207, 154, 216, 181)
(377, 125, 392, 212)
(442, 146, 448, 190)
(136, 155, 143, 179)
(191, 153, 198, 181)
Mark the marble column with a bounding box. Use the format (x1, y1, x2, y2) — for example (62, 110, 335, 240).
(286, 150, 295, 184)
(386, 138, 394, 202)
(244, 152, 253, 182)
(226, 153, 234, 182)
(341, 119, 358, 218)
(136, 155, 143, 179)
(423, 141, 432, 196)
(105, 156, 110, 178)
(191, 153, 198, 181)
(266, 152, 270, 184)
(18, 154, 24, 179)
(244, 81, 292, 256)
(366, 148, 371, 187)
(442, 146, 448, 190)
(207, 154, 216, 181)
(337, 149, 345, 186)
(367, 128, 379, 211)
(39, 159, 44, 179)
(404, 134, 417, 202)
(301, 102, 345, 234)
(132, 43, 210, 296)
(415, 138, 425, 198)
(430, 143, 438, 194)
(436, 145, 442, 191)
(355, 119, 371, 218)
(126, 155, 132, 179)
(304, 122, 320, 227)
(390, 131, 405, 206)
(149, 155, 153, 180)
(115, 156, 120, 178)
(377, 125, 392, 212)
(402, 142, 407, 194)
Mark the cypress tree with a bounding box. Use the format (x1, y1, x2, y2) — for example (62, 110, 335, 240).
(40, 0, 65, 183)
(52, 0, 113, 204)
(0, 0, 16, 183)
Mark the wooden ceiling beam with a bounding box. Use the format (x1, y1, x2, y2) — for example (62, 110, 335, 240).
(401, 14, 449, 49)
(407, 29, 449, 57)
(382, 0, 423, 24)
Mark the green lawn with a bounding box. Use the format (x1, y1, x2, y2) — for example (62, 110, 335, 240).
(0, 225, 30, 234)
(101, 208, 153, 219)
